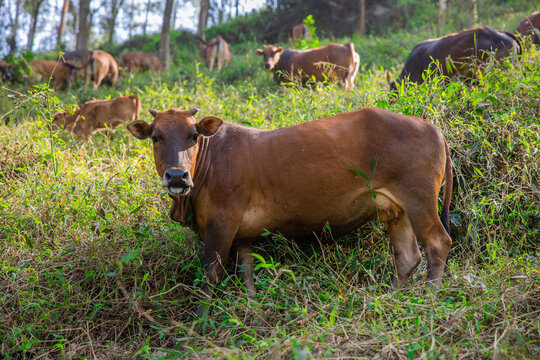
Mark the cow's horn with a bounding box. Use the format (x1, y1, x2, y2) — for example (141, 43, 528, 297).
(188, 108, 199, 115)
(149, 109, 158, 116)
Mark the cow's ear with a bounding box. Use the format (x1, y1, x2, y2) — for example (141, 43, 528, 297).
(277, 47, 284, 53)
(127, 120, 151, 140)
(196, 116, 223, 136)
(255, 49, 263, 55)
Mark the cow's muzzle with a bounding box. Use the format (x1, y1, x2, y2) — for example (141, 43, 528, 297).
(265, 62, 272, 69)
(162, 168, 193, 196)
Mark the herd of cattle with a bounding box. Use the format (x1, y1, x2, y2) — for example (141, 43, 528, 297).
(1, 12, 539, 307)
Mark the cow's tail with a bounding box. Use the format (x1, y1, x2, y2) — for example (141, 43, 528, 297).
(195, 35, 208, 45)
(440, 139, 453, 234)
(343, 42, 359, 89)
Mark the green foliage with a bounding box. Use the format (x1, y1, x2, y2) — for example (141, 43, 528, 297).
(295, 14, 320, 49)
(0, 3, 539, 359)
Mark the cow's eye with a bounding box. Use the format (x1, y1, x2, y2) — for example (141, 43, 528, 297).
(193, 133, 199, 141)
(151, 136, 158, 143)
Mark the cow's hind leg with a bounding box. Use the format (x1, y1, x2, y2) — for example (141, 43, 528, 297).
(407, 209, 452, 286)
(387, 215, 422, 288)
(234, 243, 255, 296)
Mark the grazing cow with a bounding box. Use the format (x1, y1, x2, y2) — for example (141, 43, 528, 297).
(30, 60, 75, 90)
(390, 27, 521, 90)
(517, 11, 540, 45)
(59, 49, 92, 83)
(198, 35, 232, 72)
(255, 43, 360, 90)
(289, 23, 312, 46)
(77, 50, 119, 89)
(0, 61, 13, 82)
(127, 107, 453, 313)
(120, 52, 163, 74)
(54, 94, 140, 137)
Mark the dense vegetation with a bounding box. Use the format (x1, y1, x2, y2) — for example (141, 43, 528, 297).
(0, 2, 539, 359)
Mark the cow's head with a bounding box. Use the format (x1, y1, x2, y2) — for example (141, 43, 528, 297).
(255, 45, 284, 70)
(127, 108, 222, 197)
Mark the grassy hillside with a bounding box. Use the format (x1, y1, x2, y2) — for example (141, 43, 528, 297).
(0, 6, 539, 360)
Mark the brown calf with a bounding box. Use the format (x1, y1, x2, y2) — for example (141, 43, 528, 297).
(199, 35, 232, 72)
(127, 107, 453, 313)
(390, 27, 521, 90)
(120, 52, 163, 74)
(54, 95, 140, 137)
(30, 59, 75, 90)
(256, 43, 360, 90)
(517, 11, 540, 45)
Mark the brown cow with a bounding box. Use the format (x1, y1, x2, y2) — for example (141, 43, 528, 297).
(54, 94, 140, 137)
(256, 43, 360, 90)
(289, 23, 312, 46)
(30, 59, 75, 90)
(77, 50, 119, 89)
(390, 27, 521, 90)
(199, 35, 232, 72)
(127, 107, 453, 314)
(120, 52, 163, 74)
(517, 11, 540, 45)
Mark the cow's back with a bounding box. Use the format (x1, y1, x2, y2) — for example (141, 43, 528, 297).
(517, 11, 540, 44)
(197, 108, 446, 238)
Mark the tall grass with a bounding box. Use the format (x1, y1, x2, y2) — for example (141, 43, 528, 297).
(0, 22, 539, 360)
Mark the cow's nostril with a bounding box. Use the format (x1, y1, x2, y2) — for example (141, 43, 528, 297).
(265, 63, 271, 69)
(182, 171, 189, 180)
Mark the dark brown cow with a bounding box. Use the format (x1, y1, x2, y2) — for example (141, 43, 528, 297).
(30, 59, 75, 90)
(120, 52, 163, 74)
(198, 35, 232, 72)
(390, 27, 521, 90)
(127, 107, 453, 313)
(54, 94, 140, 137)
(289, 23, 312, 46)
(0, 61, 13, 82)
(256, 43, 360, 90)
(517, 11, 540, 45)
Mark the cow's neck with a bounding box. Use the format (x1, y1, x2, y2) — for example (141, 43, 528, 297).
(170, 134, 212, 227)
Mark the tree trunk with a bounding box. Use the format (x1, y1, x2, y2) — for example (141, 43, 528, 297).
(235, 0, 239, 17)
(77, 0, 91, 50)
(358, 0, 365, 37)
(160, 0, 174, 69)
(469, 0, 477, 28)
(172, 0, 177, 30)
(27, 0, 45, 52)
(108, 0, 124, 47)
(197, 0, 210, 41)
(438, 0, 447, 34)
(9, 0, 23, 55)
(143, 0, 151, 36)
(56, 0, 69, 49)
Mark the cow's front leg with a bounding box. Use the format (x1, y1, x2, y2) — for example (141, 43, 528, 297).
(196, 219, 238, 315)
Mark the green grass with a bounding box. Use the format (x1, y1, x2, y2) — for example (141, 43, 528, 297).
(1, 16, 539, 360)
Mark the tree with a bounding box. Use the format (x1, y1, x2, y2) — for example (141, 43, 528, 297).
(8, 0, 23, 55)
(469, 0, 477, 28)
(438, 0, 447, 34)
(197, 0, 210, 41)
(77, 0, 91, 50)
(25, 0, 46, 51)
(56, 0, 69, 49)
(105, 0, 125, 47)
(160, 0, 174, 69)
(358, 0, 365, 37)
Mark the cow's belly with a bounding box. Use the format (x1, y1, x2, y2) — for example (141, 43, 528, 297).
(236, 189, 401, 239)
